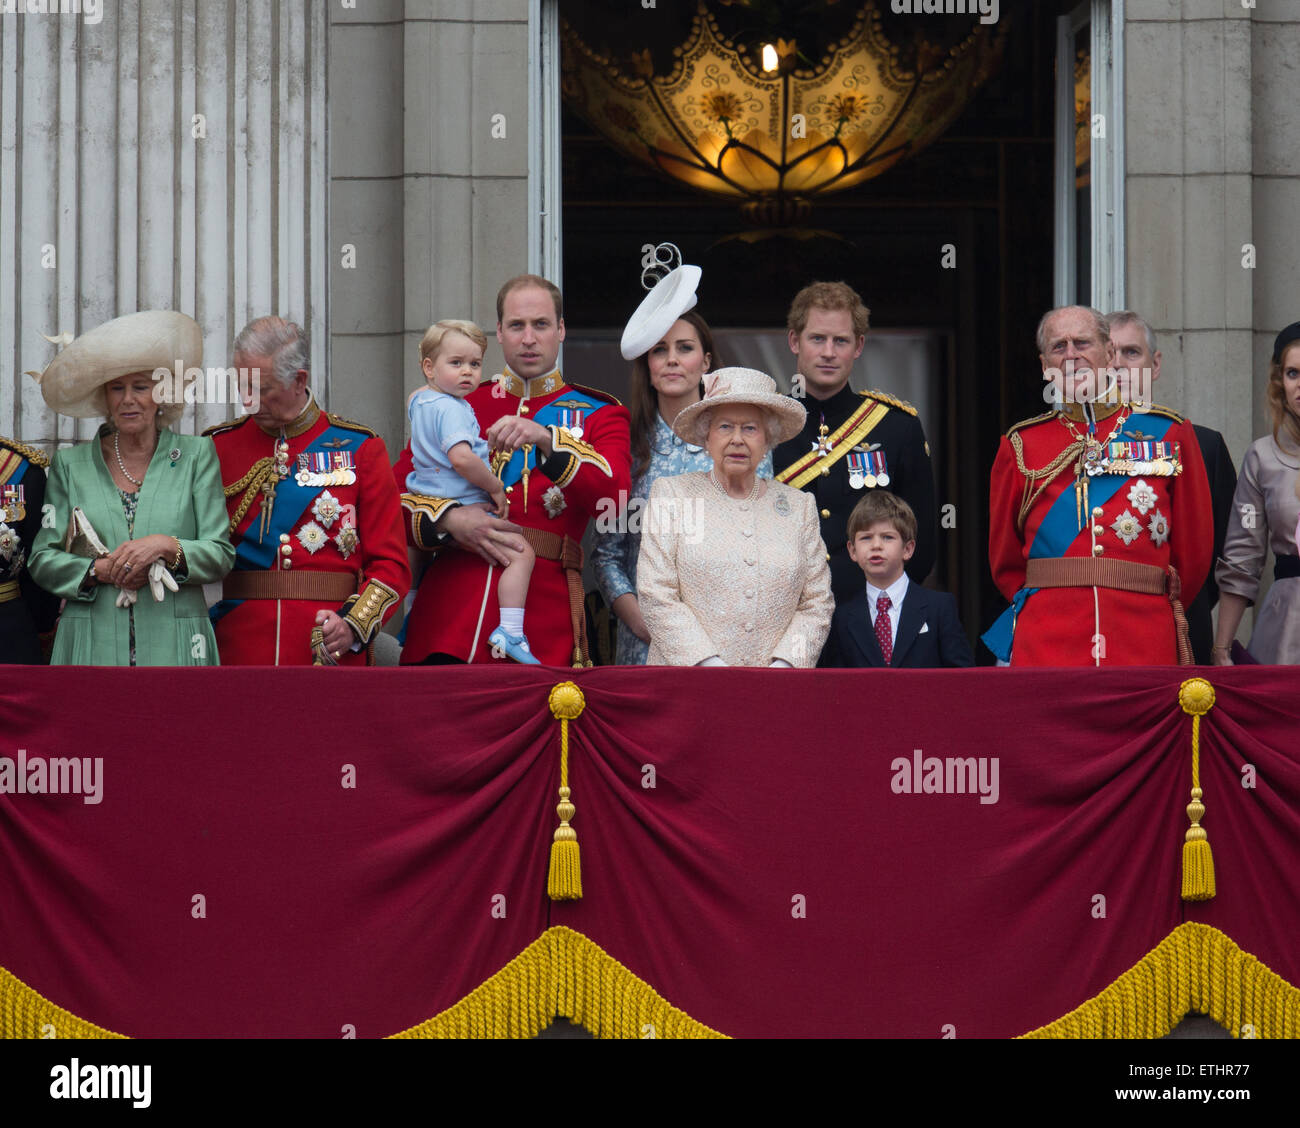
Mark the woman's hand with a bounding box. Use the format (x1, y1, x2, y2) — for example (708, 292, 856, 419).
(610, 593, 650, 643)
(1211, 644, 1234, 667)
(103, 534, 176, 589)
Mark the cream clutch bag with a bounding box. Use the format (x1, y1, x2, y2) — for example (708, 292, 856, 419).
(63, 506, 111, 559)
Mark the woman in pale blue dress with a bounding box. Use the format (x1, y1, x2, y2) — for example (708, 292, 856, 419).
(592, 308, 771, 664)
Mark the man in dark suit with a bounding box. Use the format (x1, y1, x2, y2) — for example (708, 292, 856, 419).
(775, 281, 937, 606)
(822, 491, 973, 668)
(1107, 311, 1237, 664)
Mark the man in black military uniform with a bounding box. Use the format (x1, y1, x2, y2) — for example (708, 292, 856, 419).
(775, 281, 937, 605)
(1107, 309, 1237, 665)
(0, 435, 58, 663)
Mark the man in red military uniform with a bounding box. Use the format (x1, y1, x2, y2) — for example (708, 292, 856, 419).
(985, 306, 1212, 667)
(394, 275, 631, 666)
(206, 317, 409, 665)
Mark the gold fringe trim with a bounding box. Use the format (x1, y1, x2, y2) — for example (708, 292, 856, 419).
(0, 967, 127, 1039)
(390, 926, 727, 1039)
(1020, 923, 1300, 1039)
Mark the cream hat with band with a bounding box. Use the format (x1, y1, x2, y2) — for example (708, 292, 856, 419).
(672, 367, 806, 446)
(32, 310, 202, 427)
(620, 264, 702, 361)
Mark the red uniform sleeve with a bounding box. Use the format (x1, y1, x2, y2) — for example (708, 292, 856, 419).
(342, 435, 411, 628)
(988, 435, 1029, 602)
(1170, 419, 1213, 606)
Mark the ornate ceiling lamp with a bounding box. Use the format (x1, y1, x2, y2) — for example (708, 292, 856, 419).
(561, 1, 1005, 232)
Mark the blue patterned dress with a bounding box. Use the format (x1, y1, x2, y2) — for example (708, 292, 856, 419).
(592, 412, 772, 664)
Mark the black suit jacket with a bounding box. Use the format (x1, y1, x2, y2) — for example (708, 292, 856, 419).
(822, 582, 974, 668)
(1187, 425, 1237, 665)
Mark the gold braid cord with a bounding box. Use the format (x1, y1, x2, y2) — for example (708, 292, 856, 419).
(547, 682, 585, 900)
(390, 926, 727, 1039)
(224, 456, 275, 535)
(1179, 678, 1217, 901)
(1011, 431, 1083, 532)
(1020, 923, 1300, 1039)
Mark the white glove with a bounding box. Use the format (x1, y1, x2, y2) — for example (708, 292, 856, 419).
(148, 559, 179, 602)
(115, 586, 136, 609)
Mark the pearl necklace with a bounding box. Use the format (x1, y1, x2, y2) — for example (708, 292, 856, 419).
(114, 431, 151, 488)
(709, 469, 760, 502)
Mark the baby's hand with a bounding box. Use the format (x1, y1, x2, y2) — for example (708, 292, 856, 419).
(491, 488, 510, 519)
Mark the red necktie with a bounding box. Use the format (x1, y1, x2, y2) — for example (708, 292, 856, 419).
(874, 593, 893, 665)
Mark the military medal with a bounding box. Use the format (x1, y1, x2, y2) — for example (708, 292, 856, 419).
(846, 449, 867, 489)
(813, 421, 833, 458)
(0, 484, 25, 524)
(296, 450, 357, 487)
(556, 401, 589, 440)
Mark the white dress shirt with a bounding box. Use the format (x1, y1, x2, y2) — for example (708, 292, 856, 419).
(866, 572, 910, 651)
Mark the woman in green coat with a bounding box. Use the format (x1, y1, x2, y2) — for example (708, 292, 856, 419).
(28, 311, 234, 666)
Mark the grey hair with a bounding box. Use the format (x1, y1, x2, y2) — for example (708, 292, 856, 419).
(694, 404, 783, 450)
(1035, 306, 1110, 356)
(233, 316, 310, 387)
(1105, 309, 1158, 355)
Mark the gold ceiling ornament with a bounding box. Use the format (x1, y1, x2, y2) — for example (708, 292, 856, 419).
(561, 1, 1005, 229)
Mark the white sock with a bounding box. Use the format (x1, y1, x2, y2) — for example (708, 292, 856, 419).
(499, 607, 524, 637)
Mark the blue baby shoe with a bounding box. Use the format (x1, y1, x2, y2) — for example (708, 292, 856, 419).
(488, 627, 541, 665)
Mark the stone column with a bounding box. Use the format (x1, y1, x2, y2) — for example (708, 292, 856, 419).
(0, 0, 328, 448)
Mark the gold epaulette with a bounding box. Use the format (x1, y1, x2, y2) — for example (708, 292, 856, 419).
(567, 382, 622, 408)
(864, 389, 917, 417)
(327, 413, 378, 438)
(1137, 402, 1185, 424)
(1005, 410, 1057, 439)
(202, 416, 249, 438)
(0, 436, 50, 467)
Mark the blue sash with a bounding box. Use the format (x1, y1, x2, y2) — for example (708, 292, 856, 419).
(210, 422, 358, 624)
(982, 413, 1176, 661)
(498, 396, 601, 487)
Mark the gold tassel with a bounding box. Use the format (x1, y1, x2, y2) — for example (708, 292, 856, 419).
(1178, 678, 1217, 902)
(547, 682, 586, 900)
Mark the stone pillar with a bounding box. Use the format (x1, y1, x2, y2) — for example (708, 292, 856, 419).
(0, 0, 328, 449)
(329, 0, 534, 457)
(1123, 0, 1255, 459)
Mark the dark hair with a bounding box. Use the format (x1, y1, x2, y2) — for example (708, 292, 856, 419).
(627, 310, 718, 480)
(496, 274, 563, 323)
(1267, 341, 1300, 450)
(846, 490, 917, 545)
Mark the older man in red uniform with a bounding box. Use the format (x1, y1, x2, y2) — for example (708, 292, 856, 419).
(206, 317, 409, 665)
(394, 275, 630, 666)
(986, 306, 1212, 666)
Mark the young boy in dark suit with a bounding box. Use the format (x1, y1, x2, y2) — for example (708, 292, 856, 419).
(822, 491, 974, 668)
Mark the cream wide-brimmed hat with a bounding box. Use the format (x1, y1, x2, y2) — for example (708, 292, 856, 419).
(672, 367, 806, 446)
(619, 263, 703, 361)
(32, 310, 202, 427)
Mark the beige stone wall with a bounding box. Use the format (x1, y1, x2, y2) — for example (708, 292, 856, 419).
(1125, 0, 1300, 635)
(329, 0, 533, 456)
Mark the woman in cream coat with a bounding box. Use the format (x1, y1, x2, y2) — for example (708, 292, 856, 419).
(28, 311, 234, 666)
(637, 367, 832, 667)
